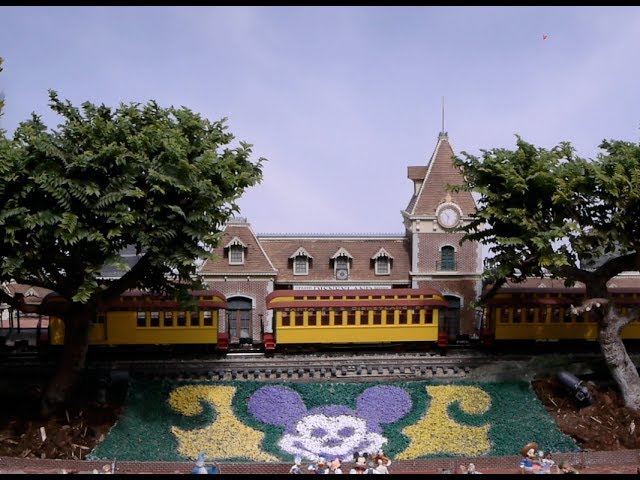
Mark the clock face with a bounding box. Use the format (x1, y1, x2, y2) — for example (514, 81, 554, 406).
(437, 206, 460, 228)
(336, 269, 348, 280)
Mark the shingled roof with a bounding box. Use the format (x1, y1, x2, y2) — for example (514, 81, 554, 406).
(404, 132, 476, 217)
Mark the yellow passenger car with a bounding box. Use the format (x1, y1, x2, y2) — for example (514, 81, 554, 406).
(266, 288, 447, 349)
(484, 287, 640, 342)
(49, 290, 227, 346)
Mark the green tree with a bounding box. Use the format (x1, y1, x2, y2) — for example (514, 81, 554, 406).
(0, 61, 264, 413)
(453, 136, 640, 410)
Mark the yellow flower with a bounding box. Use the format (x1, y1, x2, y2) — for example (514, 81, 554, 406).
(396, 385, 491, 458)
(169, 385, 278, 462)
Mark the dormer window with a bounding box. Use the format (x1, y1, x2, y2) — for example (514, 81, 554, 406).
(372, 248, 393, 276)
(331, 247, 353, 281)
(290, 247, 313, 276)
(225, 236, 247, 265)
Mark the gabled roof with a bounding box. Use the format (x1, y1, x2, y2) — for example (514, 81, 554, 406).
(224, 236, 247, 248)
(371, 247, 394, 260)
(289, 247, 313, 259)
(404, 133, 476, 217)
(331, 247, 353, 259)
(199, 220, 277, 275)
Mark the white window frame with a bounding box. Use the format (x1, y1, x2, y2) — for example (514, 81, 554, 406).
(375, 256, 390, 275)
(229, 244, 245, 265)
(294, 255, 309, 275)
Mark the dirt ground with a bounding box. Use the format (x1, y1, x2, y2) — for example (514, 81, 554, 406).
(1, 374, 639, 460)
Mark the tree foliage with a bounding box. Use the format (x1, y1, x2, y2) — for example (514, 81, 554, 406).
(453, 136, 640, 297)
(0, 90, 264, 307)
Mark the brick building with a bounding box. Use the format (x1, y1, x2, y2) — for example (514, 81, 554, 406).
(199, 131, 483, 350)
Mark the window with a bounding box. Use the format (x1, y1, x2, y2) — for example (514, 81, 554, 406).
(372, 248, 393, 275)
(376, 256, 390, 275)
(150, 311, 160, 327)
(229, 244, 244, 264)
(203, 311, 213, 327)
(294, 255, 309, 275)
(439, 246, 456, 271)
(164, 311, 174, 327)
(137, 311, 146, 328)
(290, 247, 312, 275)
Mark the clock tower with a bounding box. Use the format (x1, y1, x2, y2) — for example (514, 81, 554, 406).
(401, 132, 482, 343)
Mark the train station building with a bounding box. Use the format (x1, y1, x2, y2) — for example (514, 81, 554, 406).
(199, 131, 484, 351)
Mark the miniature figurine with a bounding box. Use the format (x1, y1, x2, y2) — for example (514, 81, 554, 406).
(329, 458, 343, 474)
(191, 452, 219, 475)
(289, 456, 303, 474)
(519, 442, 540, 474)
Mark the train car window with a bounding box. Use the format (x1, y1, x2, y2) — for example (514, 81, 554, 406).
(320, 311, 330, 326)
(347, 310, 357, 326)
(281, 312, 290, 327)
(150, 311, 160, 327)
(399, 309, 409, 325)
(308, 311, 317, 326)
(496, 307, 506, 323)
(189, 312, 200, 327)
(551, 308, 562, 323)
(177, 311, 187, 327)
(164, 311, 174, 327)
(361, 310, 370, 325)
(424, 309, 433, 324)
(384, 310, 394, 325)
(540, 308, 549, 323)
(525, 307, 535, 323)
(295, 312, 304, 327)
(203, 311, 213, 326)
(372, 310, 382, 325)
(513, 308, 522, 323)
(137, 311, 146, 328)
(334, 311, 344, 326)
(563, 308, 573, 323)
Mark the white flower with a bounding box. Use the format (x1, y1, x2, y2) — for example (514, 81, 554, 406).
(278, 413, 387, 462)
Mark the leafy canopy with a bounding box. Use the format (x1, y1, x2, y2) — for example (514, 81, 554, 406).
(453, 136, 640, 290)
(0, 90, 264, 304)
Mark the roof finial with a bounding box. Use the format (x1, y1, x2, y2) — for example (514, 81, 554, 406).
(440, 96, 447, 138)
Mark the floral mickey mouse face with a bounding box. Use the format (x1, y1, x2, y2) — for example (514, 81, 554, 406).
(248, 385, 412, 462)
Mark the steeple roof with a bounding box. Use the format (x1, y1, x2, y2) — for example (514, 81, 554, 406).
(404, 132, 476, 217)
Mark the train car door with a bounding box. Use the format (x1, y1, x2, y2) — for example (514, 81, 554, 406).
(226, 297, 253, 344)
(444, 295, 461, 342)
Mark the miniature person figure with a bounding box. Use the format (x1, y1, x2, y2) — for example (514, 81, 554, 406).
(289, 456, 303, 474)
(192, 453, 209, 474)
(458, 465, 468, 474)
(538, 451, 555, 474)
(375, 459, 389, 474)
(373, 449, 391, 468)
(519, 442, 540, 474)
(350, 456, 368, 474)
(365, 461, 379, 474)
(330, 458, 343, 475)
(309, 457, 329, 474)
(467, 462, 482, 474)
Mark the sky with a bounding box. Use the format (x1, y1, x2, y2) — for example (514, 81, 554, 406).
(1, 6, 640, 235)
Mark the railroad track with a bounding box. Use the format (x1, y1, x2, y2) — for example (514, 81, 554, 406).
(0, 348, 619, 383)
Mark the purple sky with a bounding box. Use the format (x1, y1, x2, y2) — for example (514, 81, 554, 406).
(1, 6, 639, 234)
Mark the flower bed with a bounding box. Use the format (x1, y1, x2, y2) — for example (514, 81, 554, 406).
(89, 379, 577, 462)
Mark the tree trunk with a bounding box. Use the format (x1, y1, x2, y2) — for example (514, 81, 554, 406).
(41, 303, 92, 417)
(599, 310, 640, 412)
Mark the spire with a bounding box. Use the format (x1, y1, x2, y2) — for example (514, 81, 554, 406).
(440, 96, 447, 138)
